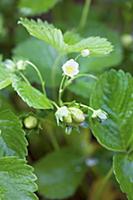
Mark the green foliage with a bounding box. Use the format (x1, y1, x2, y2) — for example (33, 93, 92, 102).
(68, 23, 123, 99)
(0, 66, 12, 90)
(13, 38, 63, 87)
(90, 70, 133, 151)
(19, 18, 113, 55)
(67, 36, 113, 55)
(69, 76, 97, 100)
(81, 21, 123, 72)
(0, 156, 38, 200)
(19, 18, 67, 52)
(0, 1, 133, 199)
(19, 0, 61, 15)
(12, 75, 53, 109)
(0, 95, 14, 111)
(64, 31, 81, 45)
(34, 147, 87, 199)
(0, 110, 27, 158)
(113, 153, 133, 200)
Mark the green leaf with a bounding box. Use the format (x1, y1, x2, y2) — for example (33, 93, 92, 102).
(90, 70, 133, 151)
(67, 36, 113, 55)
(13, 37, 63, 87)
(34, 147, 87, 199)
(64, 31, 81, 45)
(68, 76, 97, 100)
(0, 66, 12, 90)
(0, 110, 27, 158)
(12, 75, 53, 110)
(113, 153, 133, 200)
(79, 21, 123, 72)
(0, 156, 38, 200)
(19, 18, 113, 55)
(0, 94, 14, 112)
(19, 18, 67, 52)
(19, 0, 61, 15)
(68, 23, 123, 99)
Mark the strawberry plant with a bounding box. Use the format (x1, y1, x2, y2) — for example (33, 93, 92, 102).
(0, 0, 133, 200)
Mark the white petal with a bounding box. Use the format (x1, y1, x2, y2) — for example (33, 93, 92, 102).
(81, 49, 90, 57)
(92, 109, 108, 121)
(62, 59, 79, 77)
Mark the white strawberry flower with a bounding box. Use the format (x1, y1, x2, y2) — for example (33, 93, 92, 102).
(92, 109, 108, 121)
(16, 60, 27, 70)
(4, 59, 16, 72)
(62, 59, 79, 78)
(81, 49, 90, 57)
(55, 106, 70, 125)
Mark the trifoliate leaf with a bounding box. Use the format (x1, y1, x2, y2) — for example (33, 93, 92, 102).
(90, 70, 133, 151)
(113, 153, 133, 200)
(12, 75, 53, 110)
(19, 18, 113, 55)
(34, 147, 87, 199)
(19, 18, 67, 52)
(0, 66, 12, 90)
(0, 156, 38, 200)
(0, 110, 27, 158)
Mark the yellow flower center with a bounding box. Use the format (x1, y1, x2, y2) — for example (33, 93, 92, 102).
(66, 66, 75, 74)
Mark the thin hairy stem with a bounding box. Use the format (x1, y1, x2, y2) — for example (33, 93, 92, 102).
(26, 61, 45, 94)
(79, 0, 91, 30)
(64, 73, 97, 89)
(58, 75, 66, 106)
(19, 72, 30, 85)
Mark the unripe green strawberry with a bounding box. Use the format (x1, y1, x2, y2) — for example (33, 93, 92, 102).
(69, 107, 85, 123)
(24, 116, 38, 129)
(64, 113, 72, 124)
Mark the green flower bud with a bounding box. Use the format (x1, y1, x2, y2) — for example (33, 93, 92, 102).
(69, 107, 85, 123)
(24, 116, 38, 129)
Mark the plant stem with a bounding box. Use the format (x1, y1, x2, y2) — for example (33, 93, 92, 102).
(80, 104, 94, 112)
(75, 54, 81, 61)
(94, 167, 113, 200)
(19, 72, 30, 85)
(51, 100, 59, 109)
(64, 73, 97, 89)
(26, 61, 46, 95)
(79, 0, 91, 30)
(49, 131, 60, 151)
(63, 102, 95, 113)
(58, 75, 66, 106)
(51, 55, 63, 98)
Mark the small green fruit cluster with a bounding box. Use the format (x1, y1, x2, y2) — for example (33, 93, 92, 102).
(64, 107, 85, 124)
(55, 106, 85, 126)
